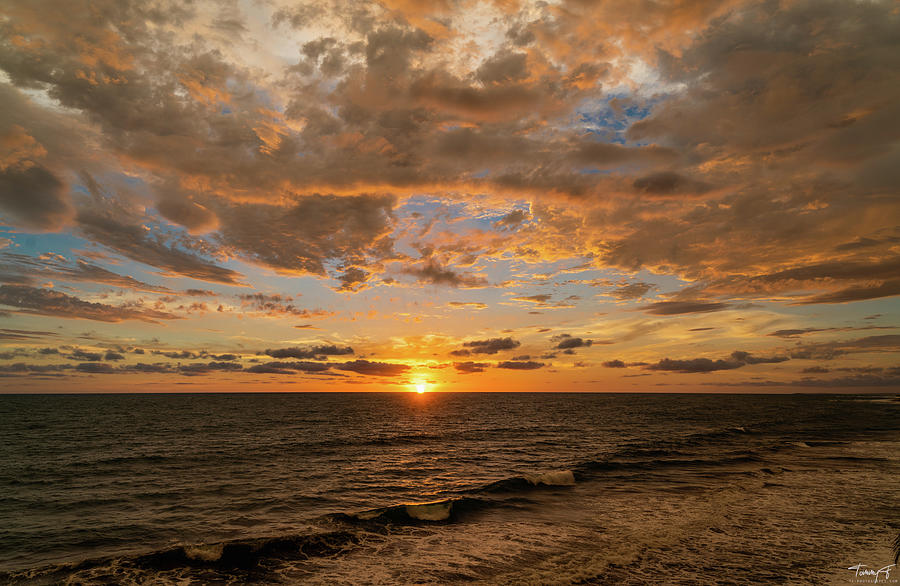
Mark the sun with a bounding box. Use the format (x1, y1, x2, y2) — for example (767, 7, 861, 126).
(415, 383, 427, 394)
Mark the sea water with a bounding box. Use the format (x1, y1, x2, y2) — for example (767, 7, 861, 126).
(1, 393, 898, 584)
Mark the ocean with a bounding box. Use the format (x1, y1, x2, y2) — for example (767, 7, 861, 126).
(1, 392, 898, 585)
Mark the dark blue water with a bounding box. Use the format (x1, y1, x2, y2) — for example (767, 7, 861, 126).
(1, 393, 898, 584)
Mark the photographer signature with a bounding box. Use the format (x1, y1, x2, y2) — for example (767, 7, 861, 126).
(847, 563, 896, 584)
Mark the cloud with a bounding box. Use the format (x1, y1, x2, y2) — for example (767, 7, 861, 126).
(609, 282, 653, 300)
(238, 294, 333, 318)
(154, 350, 198, 360)
(265, 345, 354, 360)
(0, 328, 59, 341)
(177, 361, 244, 376)
(493, 209, 530, 230)
(722, 371, 900, 389)
(769, 328, 835, 338)
(640, 301, 730, 315)
(0, 164, 73, 230)
(514, 294, 552, 304)
(451, 337, 520, 356)
(602, 359, 626, 368)
(496, 360, 544, 370)
(789, 334, 900, 361)
(552, 334, 592, 350)
(76, 204, 243, 286)
(0, 285, 179, 323)
(802, 366, 830, 374)
(336, 267, 372, 292)
(0, 252, 174, 293)
(246, 363, 298, 375)
(449, 301, 488, 309)
(795, 280, 900, 305)
(454, 361, 488, 374)
(647, 351, 789, 373)
(336, 359, 410, 376)
(215, 195, 396, 278)
(0, 0, 897, 391)
(0, 362, 73, 374)
(402, 259, 487, 287)
(511, 293, 578, 308)
(67, 349, 102, 362)
(75, 362, 116, 374)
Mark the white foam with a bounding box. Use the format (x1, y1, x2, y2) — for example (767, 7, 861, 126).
(527, 470, 576, 486)
(404, 500, 453, 521)
(184, 543, 224, 562)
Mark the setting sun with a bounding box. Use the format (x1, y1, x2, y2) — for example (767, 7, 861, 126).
(415, 384, 427, 394)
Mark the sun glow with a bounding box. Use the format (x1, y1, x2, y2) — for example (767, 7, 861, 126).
(415, 383, 427, 394)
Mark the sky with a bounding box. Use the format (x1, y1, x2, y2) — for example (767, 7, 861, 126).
(0, 0, 898, 393)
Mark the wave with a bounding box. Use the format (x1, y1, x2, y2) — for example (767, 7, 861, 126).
(0, 530, 364, 584)
(329, 496, 489, 526)
(573, 453, 764, 479)
(3, 426, 818, 582)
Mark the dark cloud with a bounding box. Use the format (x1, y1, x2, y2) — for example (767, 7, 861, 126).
(0, 362, 72, 374)
(496, 360, 544, 370)
(609, 282, 653, 300)
(796, 280, 900, 305)
(729, 351, 790, 366)
(602, 359, 626, 368)
(454, 361, 488, 374)
(336, 267, 371, 292)
(246, 363, 297, 375)
(640, 301, 730, 315)
(0, 285, 179, 323)
(76, 205, 243, 286)
(769, 326, 893, 338)
(75, 362, 116, 374)
(402, 259, 487, 287)
(493, 209, 530, 230)
(724, 372, 900, 389)
(648, 357, 741, 373)
(513, 294, 552, 304)
(66, 349, 102, 361)
(647, 351, 789, 373)
(789, 334, 900, 361)
(265, 345, 354, 360)
(154, 350, 199, 359)
(802, 366, 830, 374)
(452, 337, 520, 356)
(127, 363, 174, 373)
(177, 361, 244, 376)
(769, 328, 834, 338)
(337, 359, 410, 376)
(0, 328, 59, 341)
(552, 335, 592, 350)
(215, 195, 395, 277)
(238, 294, 332, 318)
(0, 253, 173, 293)
(632, 171, 709, 197)
(0, 164, 73, 230)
